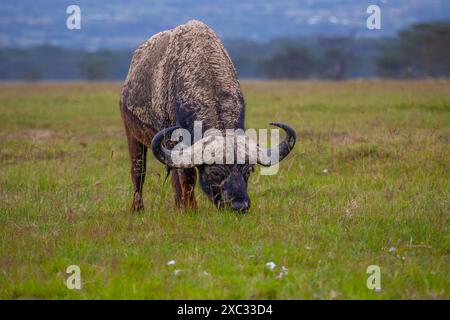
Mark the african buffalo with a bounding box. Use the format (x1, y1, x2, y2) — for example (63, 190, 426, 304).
(120, 20, 296, 212)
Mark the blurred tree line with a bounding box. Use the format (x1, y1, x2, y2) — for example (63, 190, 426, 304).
(0, 46, 131, 81)
(376, 22, 450, 78)
(0, 22, 449, 81)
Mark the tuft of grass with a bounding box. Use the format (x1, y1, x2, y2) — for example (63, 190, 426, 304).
(0, 80, 449, 299)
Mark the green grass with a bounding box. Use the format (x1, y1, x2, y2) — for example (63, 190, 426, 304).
(0, 80, 449, 299)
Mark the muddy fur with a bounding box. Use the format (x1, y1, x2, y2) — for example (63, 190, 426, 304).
(121, 20, 245, 136)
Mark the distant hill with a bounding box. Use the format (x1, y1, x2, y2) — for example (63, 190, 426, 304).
(1, 0, 450, 49)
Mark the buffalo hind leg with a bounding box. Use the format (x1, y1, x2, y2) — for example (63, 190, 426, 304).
(126, 131, 147, 212)
(172, 168, 197, 210)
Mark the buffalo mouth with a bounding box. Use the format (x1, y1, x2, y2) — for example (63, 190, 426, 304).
(230, 199, 250, 212)
(214, 196, 250, 213)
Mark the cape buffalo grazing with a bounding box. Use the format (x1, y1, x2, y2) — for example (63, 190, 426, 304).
(120, 20, 296, 212)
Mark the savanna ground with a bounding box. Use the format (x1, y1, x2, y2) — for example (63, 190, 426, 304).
(0, 80, 449, 299)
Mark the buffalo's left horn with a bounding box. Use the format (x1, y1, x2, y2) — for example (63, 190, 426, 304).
(257, 122, 296, 167)
(151, 126, 196, 168)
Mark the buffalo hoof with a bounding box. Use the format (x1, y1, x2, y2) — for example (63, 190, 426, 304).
(132, 192, 144, 212)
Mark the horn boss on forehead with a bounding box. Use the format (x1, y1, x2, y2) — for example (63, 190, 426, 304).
(151, 123, 296, 167)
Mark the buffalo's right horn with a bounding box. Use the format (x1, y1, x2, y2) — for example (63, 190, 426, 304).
(256, 122, 296, 166)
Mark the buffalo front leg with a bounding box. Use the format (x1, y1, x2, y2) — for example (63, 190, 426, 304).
(171, 168, 197, 210)
(126, 132, 147, 212)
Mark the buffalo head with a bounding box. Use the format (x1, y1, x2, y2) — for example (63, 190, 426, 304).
(151, 123, 296, 212)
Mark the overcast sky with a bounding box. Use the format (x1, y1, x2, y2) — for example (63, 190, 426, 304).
(1, 0, 449, 49)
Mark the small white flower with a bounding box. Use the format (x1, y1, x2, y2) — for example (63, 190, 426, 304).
(388, 247, 396, 253)
(305, 246, 312, 251)
(201, 271, 210, 276)
(167, 260, 176, 266)
(323, 169, 328, 173)
(396, 255, 406, 261)
(265, 262, 276, 270)
(173, 269, 182, 276)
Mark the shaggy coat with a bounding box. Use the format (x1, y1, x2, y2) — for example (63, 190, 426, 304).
(121, 20, 245, 136)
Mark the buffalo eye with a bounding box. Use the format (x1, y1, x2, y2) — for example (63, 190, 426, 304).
(209, 169, 223, 181)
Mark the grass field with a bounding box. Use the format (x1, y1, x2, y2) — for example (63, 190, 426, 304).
(0, 80, 449, 299)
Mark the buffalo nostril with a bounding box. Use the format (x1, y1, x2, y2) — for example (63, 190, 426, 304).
(231, 200, 249, 212)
